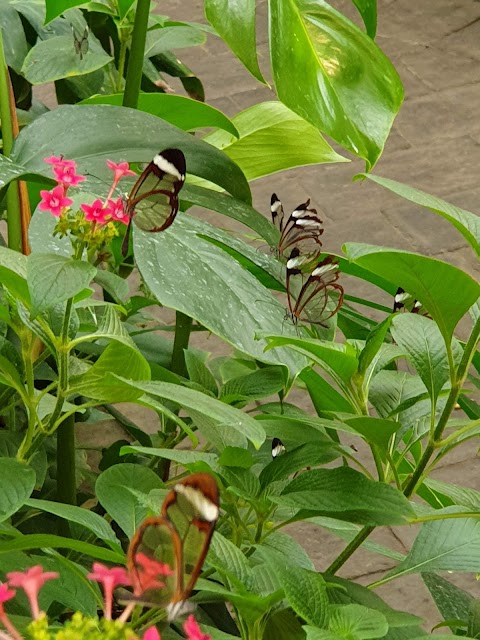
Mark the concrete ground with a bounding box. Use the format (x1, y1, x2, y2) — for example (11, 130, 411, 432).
(73, 0, 480, 630)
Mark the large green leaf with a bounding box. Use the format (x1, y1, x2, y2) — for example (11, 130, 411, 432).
(423, 573, 472, 627)
(145, 25, 206, 57)
(269, 0, 403, 168)
(344, 243, 480, 341)
(301, 368, 357, 414)
(0, 534, 123, 563)
(45, 0, 87, 23)
(11, 105, 251, 203)
(0, 246, 29, 303)
(276, 467, 414, 525)
(205, 0, 265, 83)
(81, 93, 239, 137)
(0, 459, 35, 522)
(359, 174, 480, 257)
(21, 36, 113, 84)
(95, 464, 164, 539)
(304, 604, 388, 640)
(112, 378, 265, 448)
(0, 0, 28, 72)
(351, 0, 377, 38)
(387, 510, 480, 577)
(205, 101, 348, 180)
(133, 215, 306, 376)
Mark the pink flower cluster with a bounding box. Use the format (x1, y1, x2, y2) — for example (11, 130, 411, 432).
(0, 561, 211, 640)
(40, 156, 135, 226)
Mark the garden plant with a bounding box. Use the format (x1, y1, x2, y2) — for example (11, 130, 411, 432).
(0, 0, 479, 639)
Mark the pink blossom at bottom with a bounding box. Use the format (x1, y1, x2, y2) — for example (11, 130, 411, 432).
(38, 185, 73, 217)
(183, 615, 212, 640)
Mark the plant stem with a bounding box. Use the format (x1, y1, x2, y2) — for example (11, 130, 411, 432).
(117, 32, 129, 91)
(170, 311, 193, 377)
(56, 413, 76, 534)
(122, 0, 150, 108)
(325, 525, 375, 574)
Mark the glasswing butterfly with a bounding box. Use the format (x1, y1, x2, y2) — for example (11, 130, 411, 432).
(286, 251, 344, 328)
(393, 287, 425, 314)
(73, 26, 89, 60)
(271, 437, 286, 458)
(270, 193, 324, 265)
(125, 472, 219, 620)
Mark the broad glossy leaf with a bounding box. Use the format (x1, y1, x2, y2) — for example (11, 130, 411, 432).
(344, 243, 480, 341)
(82, 93, 239, 137)
(27, 254, 96, 317)
(144, 25, 206, 57)
(0, 459, 35, 522)
(351, 0, 377, 37)
(205, 101, 347, 180)
(0, 1, 28, 72)
(277, 467, 414, 525)
(423, 573, 472, 626)
(113, 378, 266, 448)
(11, 105, 251, 203)
(388, 509, 480, 577)
(360, 174, 480, 257)
(269, 0, 403, 168)
(45, 0, 86, 23)
(0, 534, 123, 563)
(133, 215, 306, 376)
(205, 0, 265, 83)
(0, 156, 32, 189)
(0, 247, 29, 303)
(21, 36, 113, 85)
(95, 463, 164, 539)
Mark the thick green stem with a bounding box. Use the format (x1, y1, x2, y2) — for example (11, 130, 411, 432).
(116, 33, 129, 91)
(325, 525, 375, 574)
(170, 311, 193, 377)
(56, 414, 76, 535)
(122, 0, 150, 108)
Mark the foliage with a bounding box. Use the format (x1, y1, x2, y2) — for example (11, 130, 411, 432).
(0, 1, 478, 640)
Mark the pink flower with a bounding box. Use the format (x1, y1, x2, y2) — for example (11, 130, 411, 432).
(44, 155, 76, 171)
(107, 159, 136, 186)
(53, 164, 86, 188)
(132, 553, 173, 595)
(143, 627, 161, 640)
(0, 584, 15, 605)
(7, 566, 58, 620)
(88, 563, 130, 620)
(38, 185, 73, 217)
(0, 583, 21, 640)
(183, 615, 211, 640)
(106, 197, 130, 225)
(81, 199, 112, 224)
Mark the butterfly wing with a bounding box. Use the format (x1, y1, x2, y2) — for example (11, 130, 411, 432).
(73, 27, 89, 60)
(128, 148, 186, 232)
(272, 437, 286, 458)
(270, 193, 285, 233)
(278, 200, 324, 263)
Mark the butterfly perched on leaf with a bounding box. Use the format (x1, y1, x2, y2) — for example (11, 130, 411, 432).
(270, 193, 324, 265)
(122, 148, 186, 255)
(286, 252, 344, 328)
(393, 287, 424, 314)
(272, 437, 286, 458)
(72, 26, 89, 60)
(125, 472, 219, 620)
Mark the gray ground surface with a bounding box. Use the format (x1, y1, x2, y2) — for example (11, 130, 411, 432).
(74, 0, 480, 629)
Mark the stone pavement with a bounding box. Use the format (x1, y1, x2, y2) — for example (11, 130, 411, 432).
(159, 0, 480, 627)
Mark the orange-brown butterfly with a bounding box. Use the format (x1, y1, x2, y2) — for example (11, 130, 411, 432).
(125, 472, 219, 620)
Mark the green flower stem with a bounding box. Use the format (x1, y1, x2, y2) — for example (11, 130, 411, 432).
(56, 413, 77, 523)
(326, 525, 375, 574)
(122, 0, 151, 108)
(170, 311, 193, 377)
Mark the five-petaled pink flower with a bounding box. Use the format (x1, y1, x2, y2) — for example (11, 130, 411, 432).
(81, 199, 112, 224)
(132, 553, 173, 595)
(143, 627, 161, 640)
(44, 155, 76, 171)
(107, 159, 136, 187)
(107, 197, 130, 225)
(88, 563, 130, 620)
(7, 566, 58, 620)
(183, 615, 212, 640)
(39, 185, 73, 217)
(53, 164, 86, 188)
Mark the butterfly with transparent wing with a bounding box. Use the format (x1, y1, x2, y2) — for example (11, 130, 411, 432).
(123, 472, 219, 621)
(270, 193, 324, 265)
(393, 287, 424, 314)
(122, 148, 186, 255)
(286, 250, 344, 329)
(72, 26, 89, 60)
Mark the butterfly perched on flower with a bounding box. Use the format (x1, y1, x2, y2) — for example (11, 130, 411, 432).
(270, 193, 324, 265)
(286, 251, 344, 328)
(125, 472, 219, 620)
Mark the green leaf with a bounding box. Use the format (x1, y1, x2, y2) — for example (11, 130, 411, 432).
(301, 368, 357, 414)
(27, 254, 96, 317)
(69, 341, 150, 403)
(328, 604, 388, 640)
(112, 378, 266, 448)
(351, 0, 377, 37)
(205, 101, 347, 180)
(82, 93, 239, 137)
(357, 316, 393, 377)
(425, 478, 480, 512)
(0, 246, 29, 303)
(208, 531, 254, 589)
(144, 25, 206, 56)
(184, 351, 218, 396)
(95, 463, 164, 539)
(344, 243, 480, 341)
(269, 0, 403, 168)
(12, 105, 251, 203)
(343, 416, 400, 450)
(94, 270, 129, 304)
(205, 0, 265, 82)
(220, 366, 286, 403)
(0, 1, 28, 72)
(120, 446, 218, 472)
(21, 36, 113, 85)
(265, 336, 358, 384)
(423, 573, 472, 626)
(260, 531, 315, 570)
(0, 156, 32, 190)
(218, 447, 253, 469)
(0, 459, 35, 522)
(133, 215, 306, 376)
(0, 534, 123, 563)
(388, 510, 480, 577)
(391, 314, 459, 404)
(25, 498, 119, 544)
(360, 174, 480, 257)
(277, 467, 414, 525)
(45, 0, 87, 23)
